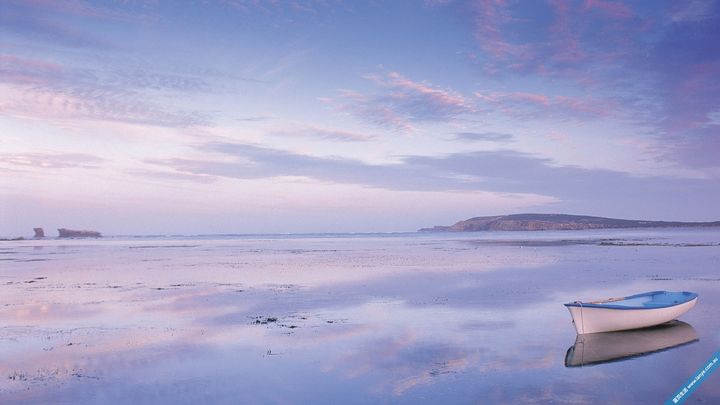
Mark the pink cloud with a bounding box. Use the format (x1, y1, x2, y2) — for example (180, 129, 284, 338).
(0, 52, 212, 128)
(217, 0, 332, 16)
(504, 92, 551, 106)
(671, 0, 716, 22)
(382, 71, 471, 113)
(0, 152, 104, 170)
(1, 86, 208, 128)
(333, 89, 415, 132)
(656, 61, 720, 134)
(547, 0, 587, 65)
(460, 0, 643, 79)
(467, 0, 536, 73)
(330, 72, 473, 132)
(0, 54, 65, 85)
(474, 90, 615, 119)
(10, 0, 157, 23)
(269, 125, 376, 142)
(545, 132, 569, 143)
(584, 0, 633, 19)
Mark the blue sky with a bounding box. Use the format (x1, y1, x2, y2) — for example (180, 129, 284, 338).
(1, 0, 719, 235)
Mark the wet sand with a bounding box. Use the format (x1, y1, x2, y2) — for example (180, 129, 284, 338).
(1, 229, 719, 404)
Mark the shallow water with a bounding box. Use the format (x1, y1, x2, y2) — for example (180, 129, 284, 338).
(1, 229, 719, 404)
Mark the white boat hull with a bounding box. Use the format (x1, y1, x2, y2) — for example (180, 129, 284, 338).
(567, 297, 697, 334)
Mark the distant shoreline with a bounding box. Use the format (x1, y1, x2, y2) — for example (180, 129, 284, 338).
(4, 226, 720, 241)
(419, 213, 720, 233)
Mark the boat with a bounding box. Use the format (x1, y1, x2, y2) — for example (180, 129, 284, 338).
(564, 290, 698, 334)
(564, 320, 698, 367)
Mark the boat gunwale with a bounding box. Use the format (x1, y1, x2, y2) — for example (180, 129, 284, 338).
(564, 291, 698, 310)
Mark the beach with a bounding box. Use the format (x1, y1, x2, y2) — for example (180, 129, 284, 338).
(1, 229, 719, 404)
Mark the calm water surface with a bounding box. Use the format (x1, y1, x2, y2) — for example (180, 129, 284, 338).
(1, 229, 719, 404)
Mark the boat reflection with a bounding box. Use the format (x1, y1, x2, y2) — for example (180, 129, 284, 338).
(565, 320, 698, 367)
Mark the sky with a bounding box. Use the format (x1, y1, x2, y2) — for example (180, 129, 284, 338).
(1, 0, 719, 236)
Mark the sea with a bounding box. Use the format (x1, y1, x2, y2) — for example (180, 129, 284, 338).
(1, 228, 719, 404)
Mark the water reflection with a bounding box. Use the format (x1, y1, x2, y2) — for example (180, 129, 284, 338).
(2, 233, 719, 403)
(565, 321, 698, 367)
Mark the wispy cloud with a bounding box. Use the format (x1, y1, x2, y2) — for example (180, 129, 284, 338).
(433, 0, 719, 170)
(459, 0, 642, 76)
(216, 0, 337, 15)
(0, 54, 213, 128)
(146, 141, 720, 219)
(129, 169, 217, 184)
(329, 72, 473, 132)
(0, 152, 104, 170)
(475, 90, 615, 120)
(235, 116, 272, 122)
(453, 132, 514, 142)
(1, 86, 211, 128)
(268, 125, 375, 142)
(7, 0, 157, 22)
(584, 0, 633, 19)
(0, 0, 155, 50)
(633, 6, 720, 170)
(106, 70, 211, 93)
(0, 0, 216, 129)
(671, 0, 717, 22)
(0, 54, 211, 94)
(0, 54, 65, 85)
(0, 8, 110, 49)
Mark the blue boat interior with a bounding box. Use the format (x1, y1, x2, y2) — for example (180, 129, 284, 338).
(565, 291, 698, 310)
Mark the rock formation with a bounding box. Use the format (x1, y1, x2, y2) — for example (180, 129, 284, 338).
(33, 228, 45, 238)
(57, 228, 102, 238)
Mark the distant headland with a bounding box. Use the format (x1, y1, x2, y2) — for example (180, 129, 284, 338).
(419, 214, 720, 232)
